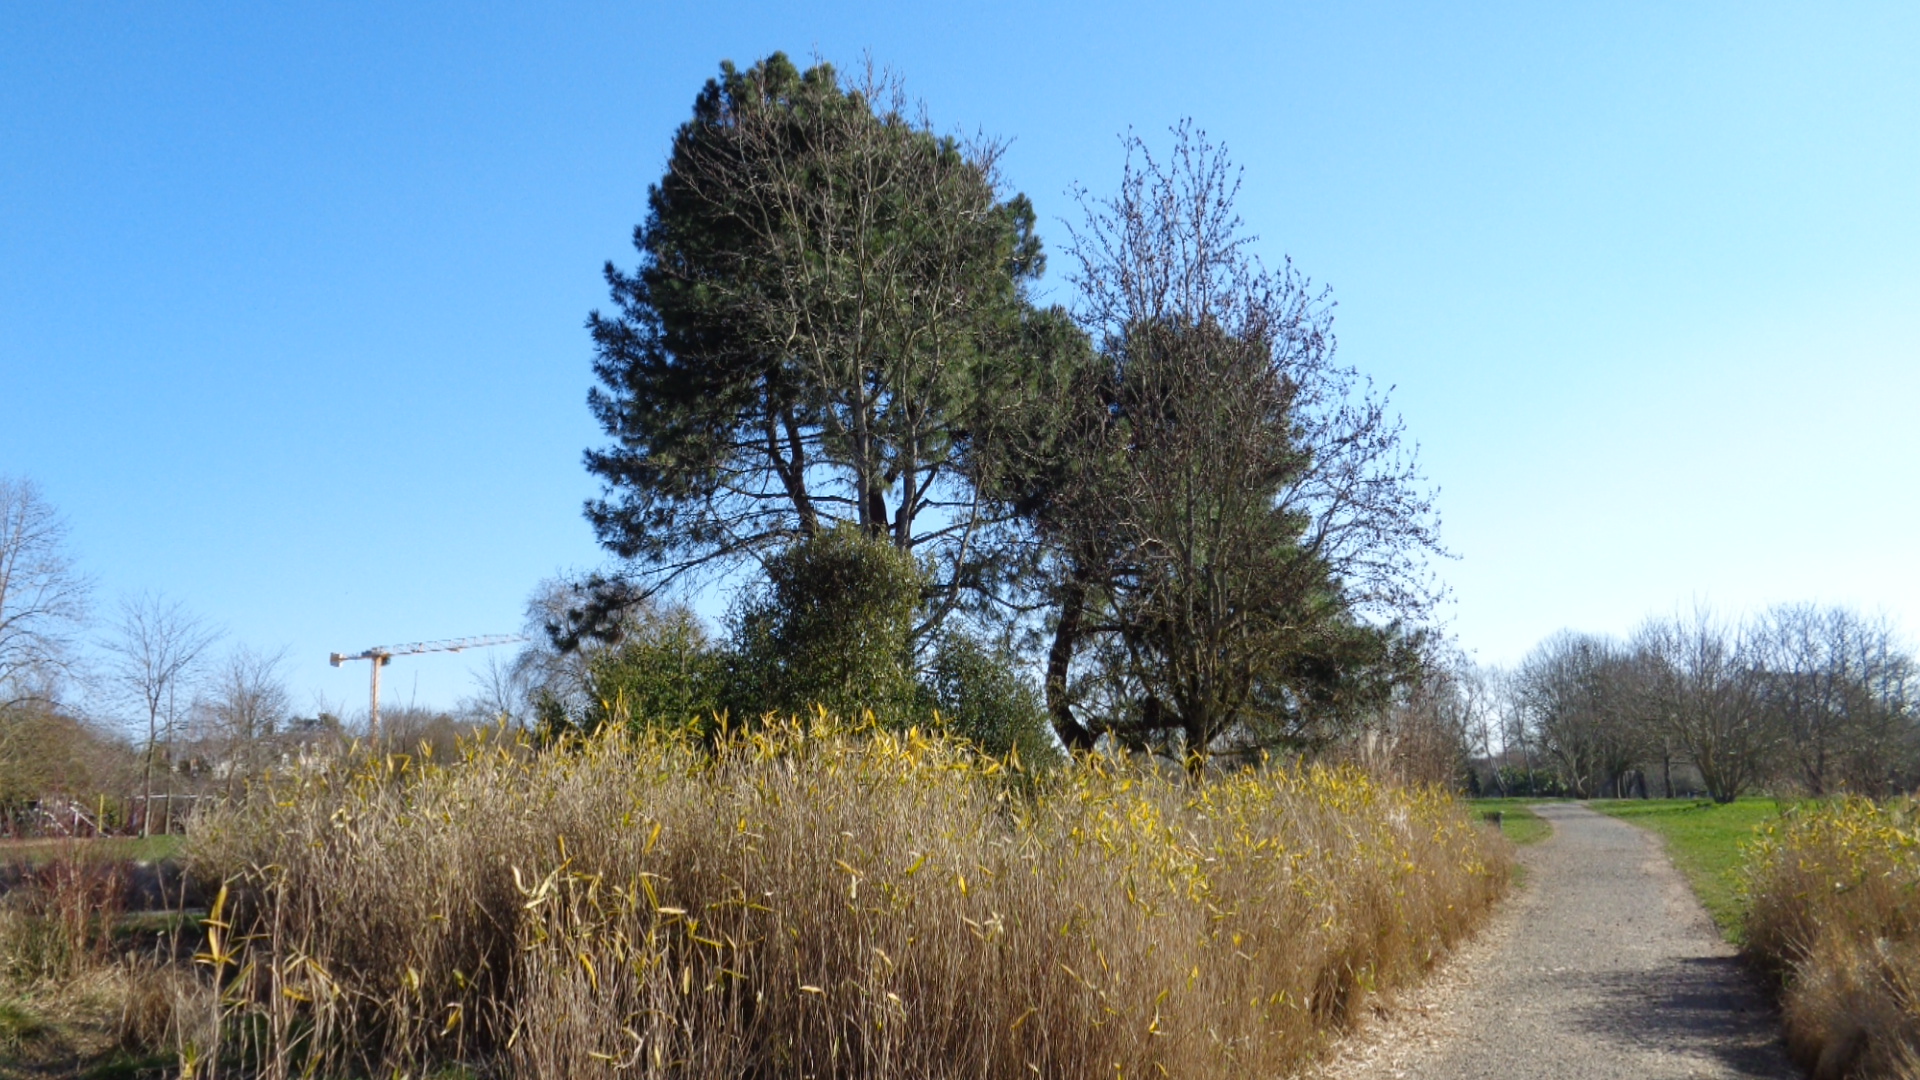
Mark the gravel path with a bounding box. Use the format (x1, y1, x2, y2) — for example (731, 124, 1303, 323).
(1315, 803, 1799, 1080)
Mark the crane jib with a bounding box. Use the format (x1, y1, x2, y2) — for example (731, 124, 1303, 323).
(326, 634, 526, 740)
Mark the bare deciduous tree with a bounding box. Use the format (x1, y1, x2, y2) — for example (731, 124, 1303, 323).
(1513, 632, 1645, 798)
(1751, 603, 1916, 796)
(1439, 657, 1503, 791)
(461, 650, 533, 730)
(196, 645, 291, 795)
(1358, 647, 1483, 788)
(1633, 607, 1771, 804)
(105, 592, 220, 835)
(991, 124, 1443, 758)
(0, 476, 91, 711)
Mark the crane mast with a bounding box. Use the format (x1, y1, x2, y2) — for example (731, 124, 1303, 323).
(328, 634, 524, 740)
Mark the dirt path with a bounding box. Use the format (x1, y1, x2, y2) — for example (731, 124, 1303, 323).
(1316, 803, 1799, 1080)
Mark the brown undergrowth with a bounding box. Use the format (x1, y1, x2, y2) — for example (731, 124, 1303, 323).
(1745, 798, 1920, 1080)
(185, 714, 1508, 1079)
(0, 849, 212, 1077)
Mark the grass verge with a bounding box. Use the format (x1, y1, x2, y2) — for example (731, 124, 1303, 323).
(1467, 799, 1554, 847)
(0, 836, 182, 869)
(1588, 798, 1783, 941)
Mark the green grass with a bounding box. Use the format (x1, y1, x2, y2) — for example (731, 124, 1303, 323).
(1466, 799, 1554, 846)
(0, 1000, 49, 1051)
(76, 1051, 176, 1080)
(1588, 797, 1787, 941)
(0, 835, 182, 868)
(1465, 799, 1553, 889)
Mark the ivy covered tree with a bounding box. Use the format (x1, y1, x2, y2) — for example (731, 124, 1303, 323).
(579, 53, 1047, 644)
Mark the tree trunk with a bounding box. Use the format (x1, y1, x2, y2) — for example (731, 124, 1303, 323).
(1046, 573, 1095, 752)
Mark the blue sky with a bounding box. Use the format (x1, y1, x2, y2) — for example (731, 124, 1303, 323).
(4, 2, 1916, 719)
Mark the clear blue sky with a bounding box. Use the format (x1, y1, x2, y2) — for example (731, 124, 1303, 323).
(4, 2, 1916, 718)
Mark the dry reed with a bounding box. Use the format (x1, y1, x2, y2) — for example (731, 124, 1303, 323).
(185, 713, 1508, 1079)
(1745, 798, 1920, 1080)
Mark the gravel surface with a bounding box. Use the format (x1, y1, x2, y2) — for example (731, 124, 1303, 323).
(1313, 803, 1799, 1080)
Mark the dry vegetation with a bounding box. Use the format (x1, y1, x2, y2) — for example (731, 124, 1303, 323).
(170, 714, 1506, 1079)
(0, 848, 206, 1077)
(1745, 798, 1920, 1079)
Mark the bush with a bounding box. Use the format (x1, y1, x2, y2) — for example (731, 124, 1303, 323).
(185, 718, 1508, 1079)
(1493, 766, 1567, 798)
(920, 630, 1058, 764)
(729, 526, 924, 725)
(540, 605, 725, 740)
(1745, 798, 1920, 1078)
(0, 705, 136, 822)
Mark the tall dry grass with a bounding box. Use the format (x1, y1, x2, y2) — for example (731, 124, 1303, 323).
(1745, 798, 1920, 1080)
(185, 714, 1507, 1079)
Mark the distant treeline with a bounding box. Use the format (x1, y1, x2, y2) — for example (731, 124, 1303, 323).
(1481, 604, 1915, 801)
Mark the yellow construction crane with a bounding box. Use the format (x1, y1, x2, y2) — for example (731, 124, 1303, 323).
(328, 634, 525, 739)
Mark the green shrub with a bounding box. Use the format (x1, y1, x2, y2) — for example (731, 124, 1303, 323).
(535, 604, 726, 741)
(921, 630, 1059, 764)
(588, 607, 726, 735)
(729, 525, 924, 725)
(1493, 766, 1567, 798)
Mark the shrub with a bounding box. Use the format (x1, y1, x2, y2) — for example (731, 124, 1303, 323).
(919, 630, 1059, 764)
(549, 605, 726, 740)
(1493, 766, 1566, 798)
(184, 717, 1507, 1079)
(1745, 798, 1920, 1078)
(729, 526, 924, 725)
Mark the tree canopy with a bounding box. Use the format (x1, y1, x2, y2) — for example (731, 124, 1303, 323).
(973, 126, 1444, 758)
(583, 53, 1045, 639)
(576, 63, 1449, 763)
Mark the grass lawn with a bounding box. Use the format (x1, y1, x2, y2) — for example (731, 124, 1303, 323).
(1466, 798, 1556, 846)
(1588, 797, 1787, 942)
(0, 835, 181, 868)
